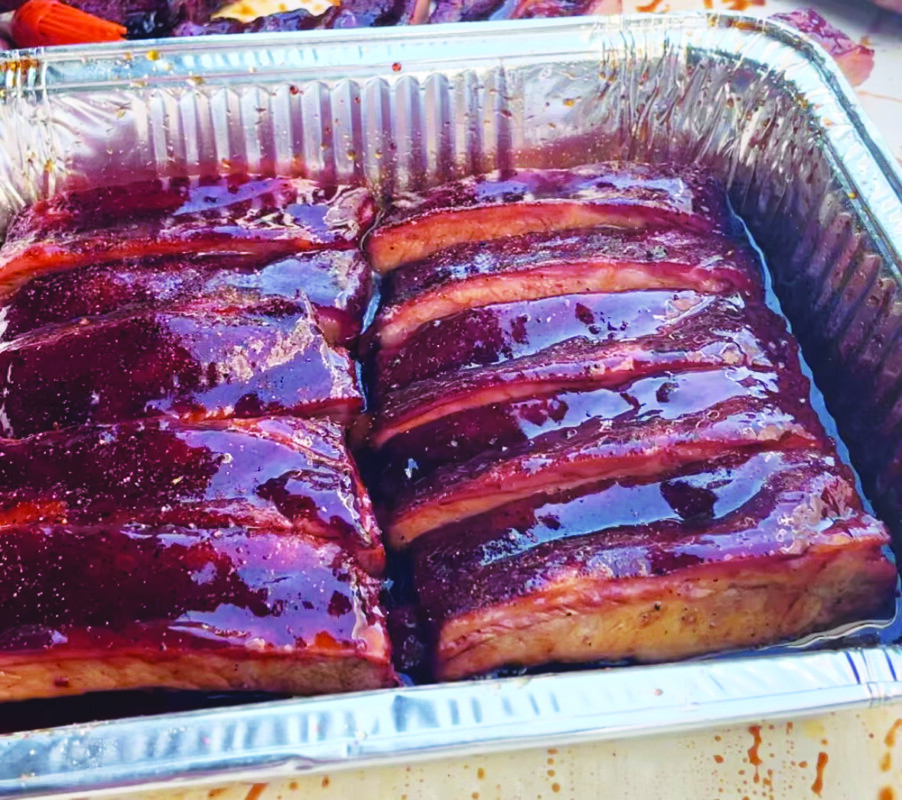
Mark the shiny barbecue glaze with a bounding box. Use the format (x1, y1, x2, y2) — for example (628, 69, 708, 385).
(367, 164, 736, 271)
(0, 177, 375, 287)
(410, 450, 894, 679)
(375, 367, 816, 502)
(372, 296, 792, 448)
(374, 227, 761, 347)
(0, 299, 361, 438)
(0, 525, 394, 698)
(0, 250, 373, 347)
(413, 449, 864, 613)
(386, 387, 829, 546)
(0, 417, 384, 575)
(377, 290, 722, 396)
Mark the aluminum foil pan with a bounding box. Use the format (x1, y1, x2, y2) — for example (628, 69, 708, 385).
(1, 11, 902, 798)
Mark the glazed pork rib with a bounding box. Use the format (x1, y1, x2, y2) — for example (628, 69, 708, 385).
(0, 177, 375, 289)
(375, 367, 813, 502)
(0, 296, 361, 438)
(374, 227, 762, 348)
(372, 296, 791, 449)
(364, 161, 895, 678)
(0, 250, 373, 348)
(412, 450, 895, 680)
(0, 525, 394, 700)
(366, 163, 735, 272)
(0, 417, 385, 575)
(377, 290, 738, 396)
(386, 384, 828, 547)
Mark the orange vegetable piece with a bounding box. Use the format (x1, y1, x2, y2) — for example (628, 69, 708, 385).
(11, 0, 126, 47)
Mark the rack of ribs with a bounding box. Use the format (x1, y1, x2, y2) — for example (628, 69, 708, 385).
(0, 176, 394, 699)
(0, 161, 895, 697)
(362, 163, 896, 680)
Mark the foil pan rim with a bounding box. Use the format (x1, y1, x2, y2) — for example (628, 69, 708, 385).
(0, 646, 900, 799)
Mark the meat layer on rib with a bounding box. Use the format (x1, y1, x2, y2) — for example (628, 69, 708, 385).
(0, 417, 385, 575)
(374, 366, 816, 504)
(372, 295, 794, 449)
(376, 289, 748, 397)
(412, 449, 895, 680)
(0, 249, 373, 348)
(386, 377, 828, 546)
(366, 163, 736, 272)
(0, 525, 394, 700)
(0, 295, 361, 437)
(373, 227, 762, 349)
(0, 177, 375, 288)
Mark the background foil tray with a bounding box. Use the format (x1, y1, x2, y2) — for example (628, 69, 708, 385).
(1, 11, 902, 798)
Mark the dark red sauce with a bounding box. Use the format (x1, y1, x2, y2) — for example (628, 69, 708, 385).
(0, 525, 382, 655)
(0, 304, 360, 437)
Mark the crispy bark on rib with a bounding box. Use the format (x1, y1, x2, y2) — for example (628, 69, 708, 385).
(0, 297, 360, 438)
(377, 290, 726, 396)
(372, 297, 791, 449)
(373, 227, 762, 348)
(386, 387, 828, 546)
(0, 525, 394, 700)
(375, 366, 815, 502)
(0, 250, 372, 347)
(0, 417, 384, 575)
(0, 177, 375, 288)
(411, 450, 895, 679)
(366, 163, 735, 272)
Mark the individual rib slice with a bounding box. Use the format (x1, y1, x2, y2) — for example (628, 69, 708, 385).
(375, 367, 809, 502)
(374, 227, 762, 348)
(372, 297, 789, 449)
(0, 417, 384, 575)
(366, 163, 736, 272)
(411, 450, 895, 680)
(0, 250, 373, 347)
(386, 386, 828, 547)
(377, 290, 722, 396)
(0, 297, 360, 438)
(0, 177, 375, 288)
(0, 525, 394, 700)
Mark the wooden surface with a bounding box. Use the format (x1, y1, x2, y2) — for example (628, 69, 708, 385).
(105, 2, 902, 798)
